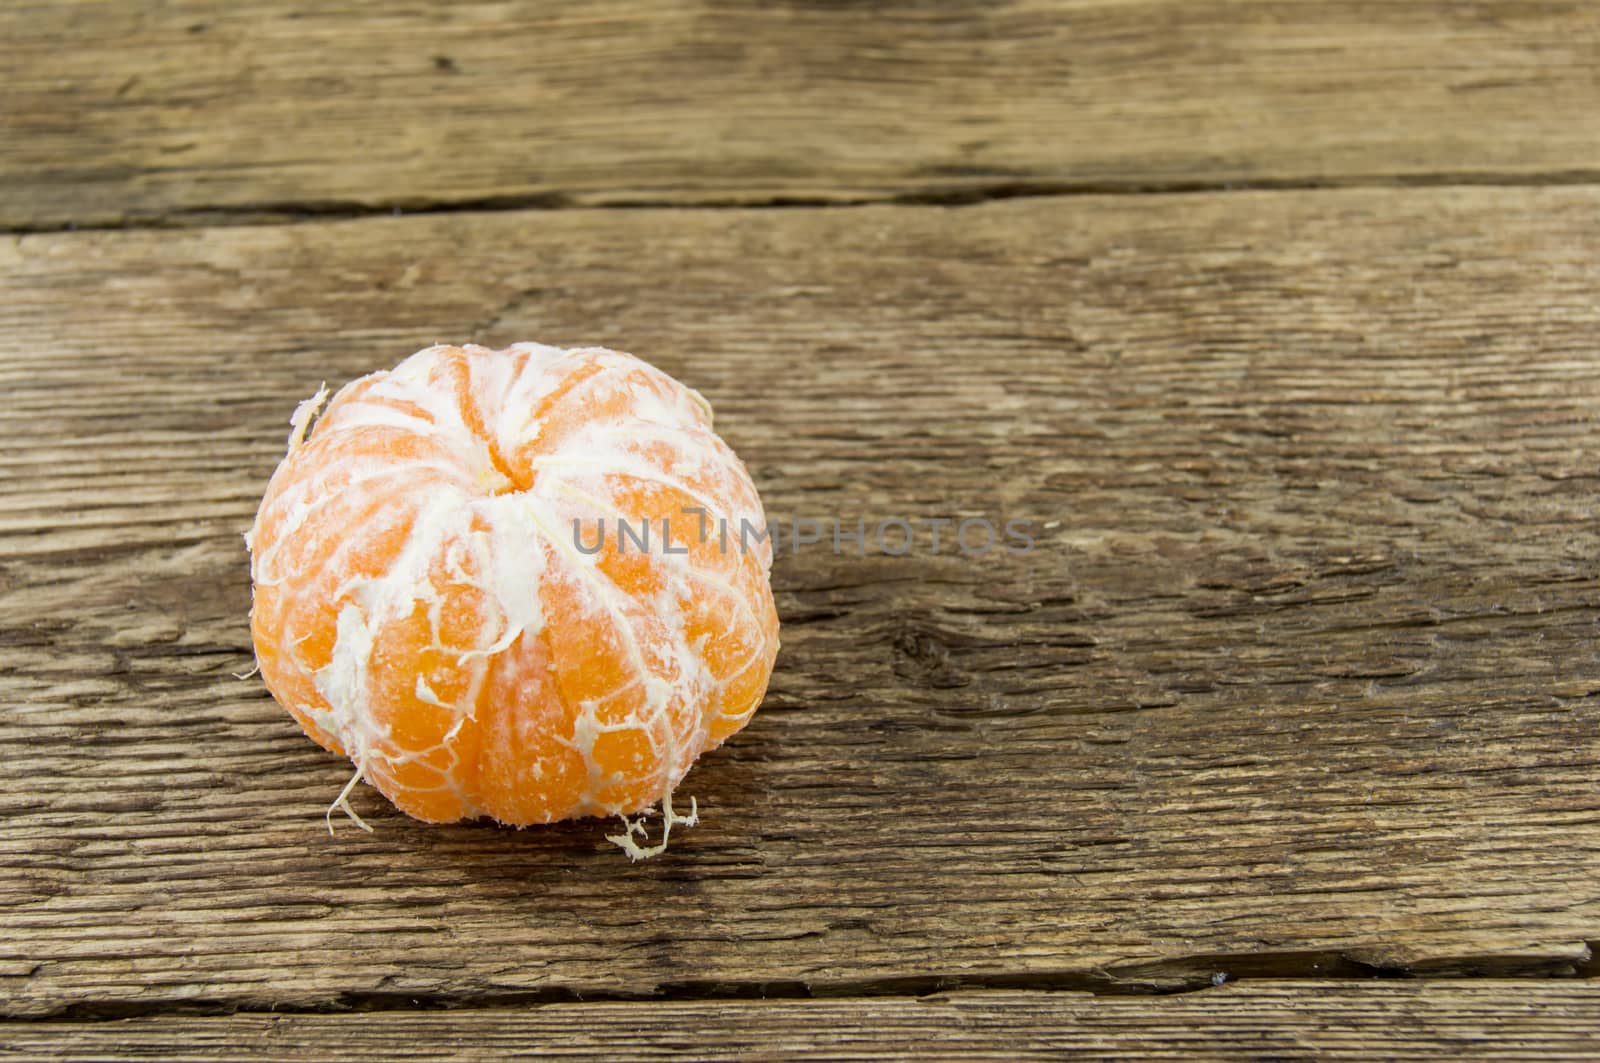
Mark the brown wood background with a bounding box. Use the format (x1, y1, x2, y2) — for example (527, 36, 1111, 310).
(3, 1, 1600, 1059)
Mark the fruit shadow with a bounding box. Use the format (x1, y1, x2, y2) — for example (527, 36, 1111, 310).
(375, 713, 785, 890)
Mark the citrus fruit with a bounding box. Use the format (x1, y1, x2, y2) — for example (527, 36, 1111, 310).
(246, 343, 779, 856)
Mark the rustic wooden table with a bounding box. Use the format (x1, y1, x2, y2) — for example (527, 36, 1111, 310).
(5, 2, 1600, 1059)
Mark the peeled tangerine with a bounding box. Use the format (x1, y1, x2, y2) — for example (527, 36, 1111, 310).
(247, 343, 779, 858)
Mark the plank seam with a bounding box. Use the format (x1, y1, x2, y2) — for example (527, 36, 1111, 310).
(10, 170, 1600, 235)
(10, 943, 1596, 1023)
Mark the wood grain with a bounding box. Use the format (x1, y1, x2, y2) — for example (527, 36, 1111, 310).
(7, 983, 1600, 1062)
(4, 1, 1600, 230)
(3, 187, 1600, 1018)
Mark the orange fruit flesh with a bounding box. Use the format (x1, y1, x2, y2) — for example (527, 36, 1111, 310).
(248, 344, 779, 828)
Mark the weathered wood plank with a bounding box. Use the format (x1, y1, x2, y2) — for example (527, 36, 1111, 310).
(6, 984, 1600, 1061)
(3, 188, 1600, 1017)
(4, 1, 1600, 230)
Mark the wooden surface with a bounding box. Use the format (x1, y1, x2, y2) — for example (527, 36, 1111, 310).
(6, 185, 1600, 1028)
(5, 1, 1600, 229)
(5, 985, 1600, 1062)
(5, 1, 1600, 1059)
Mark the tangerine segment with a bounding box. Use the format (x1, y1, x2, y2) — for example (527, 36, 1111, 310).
(248, 343, 779, 829)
